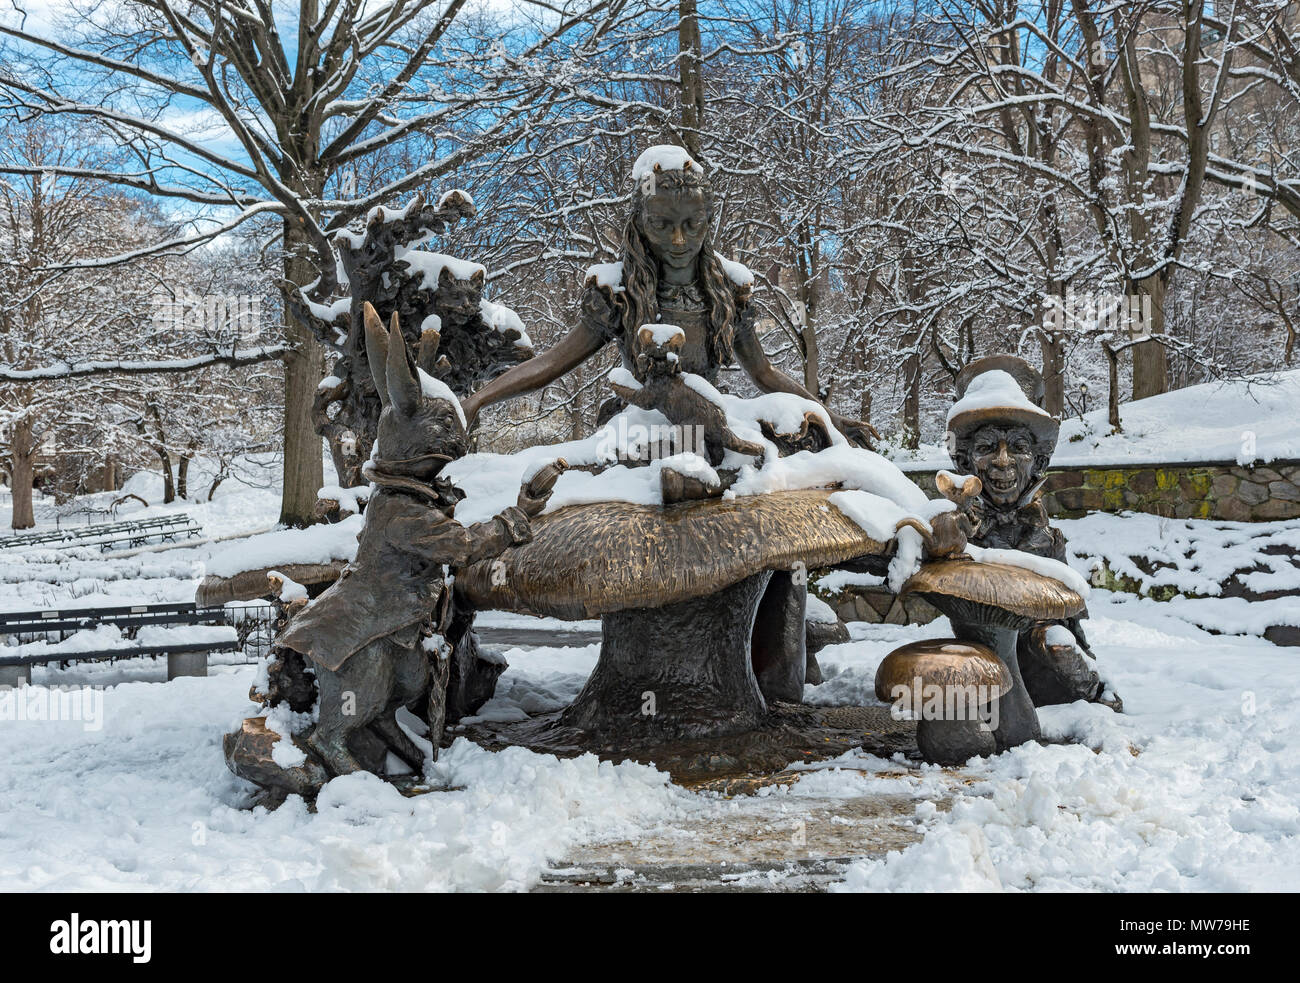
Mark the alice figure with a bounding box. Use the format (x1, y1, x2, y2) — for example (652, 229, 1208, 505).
(460, 145, 876, 447)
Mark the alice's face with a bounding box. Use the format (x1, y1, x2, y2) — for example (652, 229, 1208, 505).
(967, 424, 1038, 507)
(638, 191, 708, 271)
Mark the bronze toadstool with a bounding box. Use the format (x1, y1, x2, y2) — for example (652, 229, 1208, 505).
(901, 558, 1085, 751)
(456, 488, 892, 741)
(875, 639, 1011, 764)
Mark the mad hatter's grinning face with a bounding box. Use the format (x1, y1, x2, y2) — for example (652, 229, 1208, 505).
(966, 424, 1039, 507)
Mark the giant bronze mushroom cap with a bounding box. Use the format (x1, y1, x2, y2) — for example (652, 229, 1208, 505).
(901, 558, 1085, 630)
(456, 489, 891, 620)
(874, 639, 1011, 711)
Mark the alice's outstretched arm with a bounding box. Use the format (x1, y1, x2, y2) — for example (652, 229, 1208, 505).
(462, 322, 606, 427)
(732, 325, 880, 447)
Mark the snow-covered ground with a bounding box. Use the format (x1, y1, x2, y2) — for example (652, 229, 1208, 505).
(3, 456, 1299, 891)
(888, 368, 1300, 470)
(0, 459, 282, 612)
(828, 594, 1300, 890)
(2, 582, 1296, 891)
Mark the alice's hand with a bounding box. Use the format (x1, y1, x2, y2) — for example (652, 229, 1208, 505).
(830, 412, 880, 449)
(460, 394, 482, 431)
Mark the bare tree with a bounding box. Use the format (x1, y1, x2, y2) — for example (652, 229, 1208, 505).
(1, 0, 615, 523)
(0, 121, 199, 526)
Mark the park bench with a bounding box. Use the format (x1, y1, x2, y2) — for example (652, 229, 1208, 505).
(0, 513, 202, 552)
(0, 600, 274, 686)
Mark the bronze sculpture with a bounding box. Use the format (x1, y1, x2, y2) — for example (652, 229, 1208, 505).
(218, 153, 1122, 791)
(224, 304, 563, 800)
(946, 356, 1119, 710)
(897, 557, 1086, 759)
(459, 147, 876, 447)
(875, 638, 1011, 763)
(608, 324, 770, 501)
(456, 488, 894, 746)
(294, 192, 534, 488)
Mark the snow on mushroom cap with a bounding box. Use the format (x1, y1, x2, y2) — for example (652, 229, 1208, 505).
(946, 369, 1052, 428)
(631, 145, 705, 185)
(965, 544, 1091, 597)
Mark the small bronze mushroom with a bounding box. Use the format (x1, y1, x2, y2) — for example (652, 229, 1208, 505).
(875, 639, 1011, 764)
(901, 558, 1085, 751)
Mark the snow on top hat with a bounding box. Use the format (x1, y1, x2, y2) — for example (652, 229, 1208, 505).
(632, 145, 706, 194)
(956, 354, 1045, 407)
(947, 359, 1059, 450)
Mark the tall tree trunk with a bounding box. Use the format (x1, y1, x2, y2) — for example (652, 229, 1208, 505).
(1130, 276, 1168, 401)
(9, 416, 36, 530)
(177, 441, 198, 500)
(156, 448, 176, 504)
(900, 257, 922, 449)
(1039, 278, 1066, 415)
(139, 401, 175, 504)
(280, 218, 327, 527)
(790, 221, 824, 394)
(677, 0, 704, 158)
(902, 348, 920, 450)
(1039, 330, 1065, 415)
(795, 289, 820, 396)
(1103, 341, 1122, 431)
(801, 315, 820, 395)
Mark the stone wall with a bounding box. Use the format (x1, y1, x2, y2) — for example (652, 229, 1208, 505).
(904, 459, 1300, 522)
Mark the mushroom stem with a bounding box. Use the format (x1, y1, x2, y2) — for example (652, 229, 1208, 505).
(949, 621, 1040, 749)
(916, 717, 995, 765)
(750, 569, 808, 704)
(561, 572, 771, 740)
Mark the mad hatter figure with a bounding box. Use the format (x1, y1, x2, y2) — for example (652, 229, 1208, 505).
(946, 355, 1120, 711)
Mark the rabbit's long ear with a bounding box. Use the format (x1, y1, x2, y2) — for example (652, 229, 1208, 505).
(385, 311, 421, 417)
(363, 302, 390, 409)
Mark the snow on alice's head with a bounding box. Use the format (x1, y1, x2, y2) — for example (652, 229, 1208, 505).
(631, 145, 711, 276)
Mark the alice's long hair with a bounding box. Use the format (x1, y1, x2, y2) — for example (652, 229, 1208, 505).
(618, 168, 739, 369)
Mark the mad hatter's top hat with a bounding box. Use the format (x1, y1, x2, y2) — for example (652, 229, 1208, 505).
(947, 355, 1059, 450)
